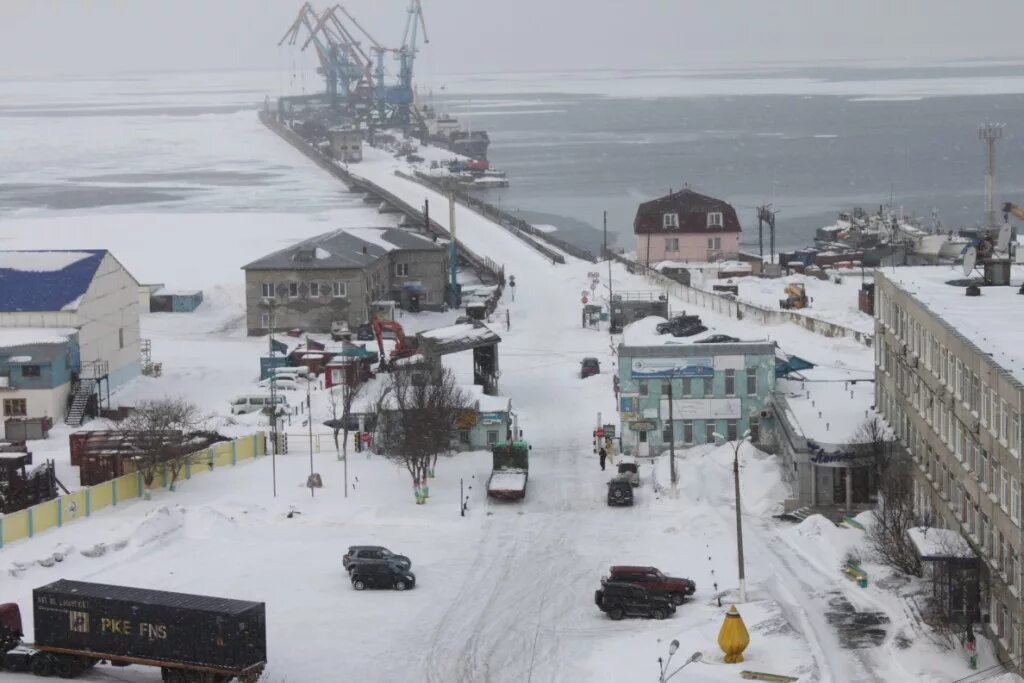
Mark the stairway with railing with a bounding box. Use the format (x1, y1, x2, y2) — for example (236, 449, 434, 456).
(65, 379, 96, 427)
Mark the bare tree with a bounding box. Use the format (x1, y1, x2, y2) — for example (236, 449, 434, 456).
(325, 364, 369, 498)
(371, 367, 470, 503)
(111, 398, 206, 499)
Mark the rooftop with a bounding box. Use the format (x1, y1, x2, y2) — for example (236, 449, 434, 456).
(619, 316, 773, 356)
(0, 328, 77, 349)
(634, 188, 741, 235)
(907, 526, 975, 560)
(0, 250, 106, 312)
(242, 227, 441, 271)
(878, 266, 1024, 385)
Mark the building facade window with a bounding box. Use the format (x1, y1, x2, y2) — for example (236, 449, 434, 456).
(726, 419, 738, 441)
(639, 381, 648, 397)
(707, 212, 723, 227)
(663, 212, 679, 229)
(683, 420, 694, 444)
(746, 368, 757, 395)
(333, 282, 347, 298)
(682, 377, 693, 397)
(288, 282, 299, 298)
(665, 238, 679, 252)
(1014, 479, 1021, 526)
(260, 313, 270, 328)
(705, 422, 716, 444)
(702, 376, 712, 395)
(1003, 466, 1010, 512)
(707, 237, 722, 251)
(486, 430, 499, 445)
(261, 282, 274, 298)
(724, 369, 735, 396)
(2, 399, 27, 416)
(118, 327, 125, 349)
(459, 430, 471, 445)
(20, 365, 40, 377)
(309, 282, 320, 297)
(395, 263, 410, 277)
(661, 380, 671, 396)
(662, 421, 673, 443)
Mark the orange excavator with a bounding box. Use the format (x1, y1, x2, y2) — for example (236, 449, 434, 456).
(371, 315, 418, 370)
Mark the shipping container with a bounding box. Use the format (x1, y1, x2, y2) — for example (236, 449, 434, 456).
(32, 580, 265, 677)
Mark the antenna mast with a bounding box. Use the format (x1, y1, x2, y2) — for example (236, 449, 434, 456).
(980, 123, 1004, 231)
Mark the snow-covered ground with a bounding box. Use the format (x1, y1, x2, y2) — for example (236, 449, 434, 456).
(1, 114, 1015, 682)
(690, 268, 876, 335)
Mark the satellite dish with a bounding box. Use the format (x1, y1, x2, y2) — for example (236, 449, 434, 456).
(962, 246, 977, 276)
(997, 222, 1011, 253)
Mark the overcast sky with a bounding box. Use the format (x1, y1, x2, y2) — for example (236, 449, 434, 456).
(3, 0, 1024, 78)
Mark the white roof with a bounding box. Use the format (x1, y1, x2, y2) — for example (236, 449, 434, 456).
(881, 266, 1024, 384)
(0, 251, 93, 272)
(463, 384, 510, 412)
(0, 328, 76, 348)
(345, 227, 434, 252)
(621, 316, 689, 347)
(907, 526, 975, 559)
(779, 372, 876, 445)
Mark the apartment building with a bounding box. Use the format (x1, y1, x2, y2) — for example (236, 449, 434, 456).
(874, 267, 1023, 664)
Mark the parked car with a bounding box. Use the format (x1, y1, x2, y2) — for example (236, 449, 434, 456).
(355, 323, 375, 341)
(331, 320, 353, 341)
(350, 563, 416, 591)
(594, 581, 675, 620)
(616, 461, 640, 487)
(581, 357, 601, 379)
(256, 377, 299, 392)
(670, 322, 708, 337)
(343, 545, 412, 573)
(607, 477, 634, 506)
(696, 334, 740, 344)
(229, 394, 289, 416)
(605, 566, 696, 605)
(655, 314, 701, 335)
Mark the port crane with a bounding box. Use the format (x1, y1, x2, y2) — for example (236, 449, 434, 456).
(278, 1, 429, 129)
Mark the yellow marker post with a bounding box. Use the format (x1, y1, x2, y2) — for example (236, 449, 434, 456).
(718, 604, 750, 664)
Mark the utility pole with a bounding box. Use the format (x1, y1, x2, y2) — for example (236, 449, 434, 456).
(605, 211, 613, 330)
(667, 372, 676, 487)
(267, 297, 278, 498)
(307, 379, 314, 498)
(447, 192, 458, 309)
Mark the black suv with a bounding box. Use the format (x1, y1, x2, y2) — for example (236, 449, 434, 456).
(343, 545, 412, 573)
(607, 477, 634, 506)
(594, 581, 675, 620)
(655, 314, 701, 335)
(351, 563, 416, 591)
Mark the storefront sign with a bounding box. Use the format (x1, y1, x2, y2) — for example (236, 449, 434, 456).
(629, 420, 657, 431)
(630, 357, 714, 379)
(479, 411, 504, 425)
(658, 398, 742, 419)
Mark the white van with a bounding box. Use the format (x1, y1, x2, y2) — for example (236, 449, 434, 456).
(230, 394, 289, 415)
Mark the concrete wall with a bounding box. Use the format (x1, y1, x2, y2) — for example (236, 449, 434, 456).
(390, 249, 449, 307)
(636, 231, 741, 264)
(0, 383, 70, 438)
(245, 268, 373, 334)
(875, 271, 1023, 664)
(74, 253, 141, 389)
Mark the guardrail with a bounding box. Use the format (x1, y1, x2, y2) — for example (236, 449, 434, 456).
(398, 171, 567, 265)
(0, 433, 265, 549)
(610, 252, 872, 347)
(258, 112, 503, 285)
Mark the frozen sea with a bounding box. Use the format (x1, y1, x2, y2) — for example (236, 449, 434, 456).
(4, 61, 1024, 255)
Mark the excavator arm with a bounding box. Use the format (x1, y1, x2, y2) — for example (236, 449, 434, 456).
(1003, 202, 1024, 223)
(371, 316, 418, 367)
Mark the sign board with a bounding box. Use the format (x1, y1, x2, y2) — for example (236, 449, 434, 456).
(603, 424, 617, 437)
(629, 420, 657, 431)
(361, 433, 370, 443)
(595, 428, 605, 439)
(631, 357, 714, 379)
(455, 409, 479, 429)
(658, 398, 742, 419)
(479, 411, 505, 425)
(619, 397, 636, 416)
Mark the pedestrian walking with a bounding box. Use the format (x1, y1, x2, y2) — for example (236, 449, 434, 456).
(599, 447, 607, 471)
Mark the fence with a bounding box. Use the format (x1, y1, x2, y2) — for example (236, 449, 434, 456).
(0, 432, 265, 549)
(611, 252, 873, 347)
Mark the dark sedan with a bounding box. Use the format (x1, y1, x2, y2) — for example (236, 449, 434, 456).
(696, 334, 740, 343)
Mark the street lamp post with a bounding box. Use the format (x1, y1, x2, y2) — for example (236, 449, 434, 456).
(714, 429, 751, 604)
(658, 640, 702, 682)
(667, 370, 676, 487)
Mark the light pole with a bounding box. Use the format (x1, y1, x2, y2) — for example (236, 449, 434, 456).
(714, 429, 751, 603)
(658, 640, 702, 682)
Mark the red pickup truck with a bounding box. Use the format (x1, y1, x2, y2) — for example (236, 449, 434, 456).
(604, 566, 696, 606)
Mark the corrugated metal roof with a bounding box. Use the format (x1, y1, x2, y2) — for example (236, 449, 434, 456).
(242, 228, 441, 271)
(36, 580, 263, 615)
(0, 250, 106, 312)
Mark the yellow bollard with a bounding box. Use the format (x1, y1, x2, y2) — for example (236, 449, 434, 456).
(718, 604, 750, 664)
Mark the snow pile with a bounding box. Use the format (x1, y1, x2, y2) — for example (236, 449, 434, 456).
(622, 315, 669, 346)
(0, 251, 94, 272)
(786, 514, 859, 571)
(670, 442, 790, 517)
(130, 505, 187, 548)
